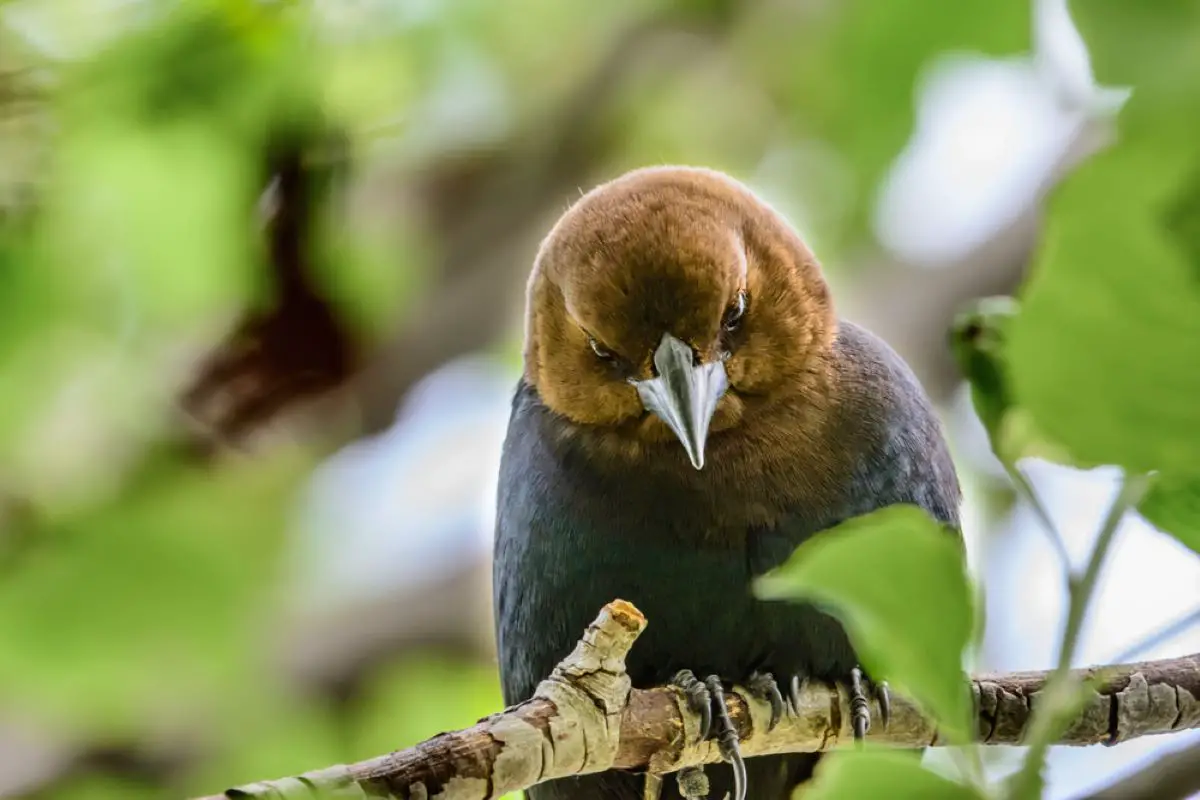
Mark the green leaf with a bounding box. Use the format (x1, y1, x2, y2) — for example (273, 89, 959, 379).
(1007, 114, 1200, 475)
(1068, 0, 1200, 145)
(949, 296, 1019, 441)
(1138, 473, 1200, 556)
(803, 749, 984, 800)
(949, 296, 1082, 467)
(754, 505, 975, 741)
(1069, 0, 1200, 91)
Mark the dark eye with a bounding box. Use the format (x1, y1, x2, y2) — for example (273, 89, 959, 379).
(588, 336, 616, 361)
(722, 291, 747, 332)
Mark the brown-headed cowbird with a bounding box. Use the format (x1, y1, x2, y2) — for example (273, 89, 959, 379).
(494, 166, 961, 799)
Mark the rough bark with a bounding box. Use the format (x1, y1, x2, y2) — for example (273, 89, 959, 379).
(194, 600, 1200, 800)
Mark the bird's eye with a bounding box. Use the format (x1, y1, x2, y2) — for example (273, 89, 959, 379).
(722, 291, 747, 332)
(588, 336, 616, 361)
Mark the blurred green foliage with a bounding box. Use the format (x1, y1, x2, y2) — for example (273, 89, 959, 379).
(0, 0, 1197, 799)
(804, 750, 983, 800)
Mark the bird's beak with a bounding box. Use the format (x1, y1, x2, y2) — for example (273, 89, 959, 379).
(633, 333, 728, 470)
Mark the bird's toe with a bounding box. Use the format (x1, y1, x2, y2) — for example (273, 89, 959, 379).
(746, 670, 785, 731)
(847, 665, 892, 743)
(703, 675, 747, 800)
(671, 669, 713, 741)
(876, 679, 891, 731)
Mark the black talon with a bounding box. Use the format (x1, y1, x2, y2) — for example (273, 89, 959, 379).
(789, 674, 803, 715)
(672, 671, 747, 800)
(849, 666, 871, 743)
(747, 671, 785, 731)
(705, 675, 747, 800)
(878, 680, 891, 732)
(672, 669, 713, 741)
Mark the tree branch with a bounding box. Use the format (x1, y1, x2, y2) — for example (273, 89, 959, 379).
(196, 600, 1200, 800)
(1078, 739, 1200, 800)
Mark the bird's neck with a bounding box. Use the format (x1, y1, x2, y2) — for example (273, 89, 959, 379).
(522, 363, 851, 534)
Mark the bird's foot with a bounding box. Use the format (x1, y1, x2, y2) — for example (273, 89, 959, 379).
(783, 667, 890, 744)
(745, 670, 786, 731)
(671, 670, 747, 800)
(848, 666, 890, 743)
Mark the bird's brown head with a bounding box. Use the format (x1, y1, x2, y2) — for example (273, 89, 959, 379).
(524, 166, 837, 469)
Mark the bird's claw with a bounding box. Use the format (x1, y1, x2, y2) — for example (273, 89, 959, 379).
(669, 670, 747, 800)
(672, 669, 713, 740)
(849, 666, 870, 741)
(848, 666, 890, 744)
(783, 668, 890, 745)
(746, 671, 786, 731)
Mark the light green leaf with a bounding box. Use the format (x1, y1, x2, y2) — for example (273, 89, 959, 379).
(1007, 116, 1200, 475)
(754, 505, 975, 741)
(1138, 473, 1200, 556)
(804, 749, 984, 800)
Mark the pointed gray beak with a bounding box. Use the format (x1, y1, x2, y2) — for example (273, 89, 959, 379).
(633, 333, 728, 469)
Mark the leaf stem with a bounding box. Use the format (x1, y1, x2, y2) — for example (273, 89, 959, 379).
(1004, 470, 1150, 799)
(1110, 606, 1200, 664)
(1005, 463, 1072, 575)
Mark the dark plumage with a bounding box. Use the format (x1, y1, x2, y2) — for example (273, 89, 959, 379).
(493, 166, 961, 799)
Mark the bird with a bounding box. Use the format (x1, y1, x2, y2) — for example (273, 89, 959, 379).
(493, 165, 962, 799)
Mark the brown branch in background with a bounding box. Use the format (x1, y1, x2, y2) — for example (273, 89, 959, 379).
(1078, 739, 1200, 800)
(194, 601, 1200, 800)
(180, 127, 358, 454)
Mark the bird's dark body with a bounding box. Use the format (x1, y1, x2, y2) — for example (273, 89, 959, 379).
(494, 320, 961, 800)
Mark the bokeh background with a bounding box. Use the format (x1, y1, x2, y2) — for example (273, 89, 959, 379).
(0, 0, 1197, 797)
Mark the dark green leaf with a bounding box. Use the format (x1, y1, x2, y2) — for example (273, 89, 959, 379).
(754, 505, 975, 741)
